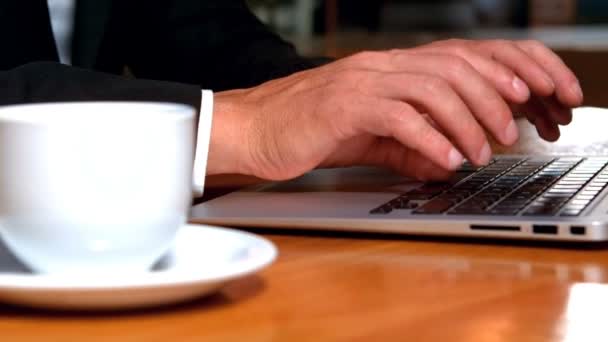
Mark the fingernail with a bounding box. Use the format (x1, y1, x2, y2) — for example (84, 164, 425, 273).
(478, 142, 492, 166)
(448, 148, 464, 170)
(512, 77, 530, 100)
(570, 82, 583, 102)
(503, 120, 519, 144)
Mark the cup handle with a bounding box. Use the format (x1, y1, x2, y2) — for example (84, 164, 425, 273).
(191, 90, 214, 198)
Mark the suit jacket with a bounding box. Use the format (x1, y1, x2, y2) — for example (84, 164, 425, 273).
(0, 0, 327, 109)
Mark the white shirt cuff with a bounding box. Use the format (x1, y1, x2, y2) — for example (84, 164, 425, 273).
(192, 89, 214, 197)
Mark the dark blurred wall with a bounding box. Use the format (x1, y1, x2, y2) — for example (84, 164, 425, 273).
(314, 0, 385, 34)
(579, 0, 608, 24)
(314, 0, 530, 34)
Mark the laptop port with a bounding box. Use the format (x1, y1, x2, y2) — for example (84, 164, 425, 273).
(570, 226, 586, 235)
(532, 225, 558, 235)
(470, 225, 520, 232)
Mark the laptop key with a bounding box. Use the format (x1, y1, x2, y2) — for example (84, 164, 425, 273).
(488, 208, 520, 215)
(570, 199, 591, 206)
(404, 193, 438, 200)
(563, 204, 587, 211)
(413, 198, 455, 214)
(370, 205, 392, 215)
(390, 198, 418, 210)
(523, 207, 560, 216)
(548, 188, 579, 194)
(580, 190, 600, 196)
(560, 209, 582, 217)
(449, 208, 488, 215)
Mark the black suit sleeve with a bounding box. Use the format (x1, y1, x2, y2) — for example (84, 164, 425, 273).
(0, 62, 202, 111)
(124, 0, 331, 91)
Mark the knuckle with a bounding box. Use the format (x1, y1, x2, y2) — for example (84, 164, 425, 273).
(492, 63, 515, 83)
(337, 69, 358, 83)
(421, 75, 450, 95)
(452, 117, 482, 149)
(407, 117, 452, 164)
(521, 39, 545, 50)
(383, 104, 412, 134)
(413, 168, 429, 181)
(338, 70, 376, 98)
(447, 39, 476, 53)
(347, 50, 383, 66)
(288, 74, 319, 93)
(412, 118, 438, 146)
(445, 38, 466, 46)
(332, 69, 365, 89)
(443, 56, 472, 79)
(459, 112, 479, 130)
(448, 45, 469, 57)
(498, 108, 514, 127)
(490, 38, 510, 46)
(387, 49, 407, 65)
(323, 78, 344, 98)
(485, 39, 513, 51)
(444, 40, 469, 54)
(468, 124, 488, 148)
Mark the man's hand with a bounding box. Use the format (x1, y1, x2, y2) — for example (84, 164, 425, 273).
(413, 39, 582, 142)
(207, 39, 583, 181)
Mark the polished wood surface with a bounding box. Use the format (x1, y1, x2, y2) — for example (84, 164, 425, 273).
(4, 111, 608, 341)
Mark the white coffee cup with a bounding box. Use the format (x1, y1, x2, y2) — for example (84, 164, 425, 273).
(0, 102, 196, 274)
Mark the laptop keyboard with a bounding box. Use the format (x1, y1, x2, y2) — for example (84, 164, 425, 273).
(370, 157, 608, 217)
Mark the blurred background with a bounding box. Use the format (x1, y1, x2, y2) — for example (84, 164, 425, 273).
(247, 0, 608, 106)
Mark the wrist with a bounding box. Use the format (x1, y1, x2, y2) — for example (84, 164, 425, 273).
(206, 89, 256, 176)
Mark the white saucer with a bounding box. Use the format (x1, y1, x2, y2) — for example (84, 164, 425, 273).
(0, 224, 277, 310)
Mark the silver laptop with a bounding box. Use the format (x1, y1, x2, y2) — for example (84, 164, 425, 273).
(190, 155, 608, 242)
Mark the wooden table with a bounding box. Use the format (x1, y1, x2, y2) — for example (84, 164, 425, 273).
(4, 110, 608, 340)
